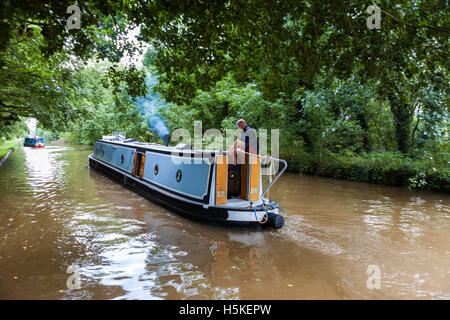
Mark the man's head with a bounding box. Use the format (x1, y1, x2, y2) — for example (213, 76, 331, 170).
(236, 119, 246, 130)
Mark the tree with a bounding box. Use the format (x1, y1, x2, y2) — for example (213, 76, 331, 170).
(1, 0, 447, 155)
(63, 62, 151, 144)
(0, 30, 83, 131)
(0, 0, 146, 133)
(133, 1, 448, 153)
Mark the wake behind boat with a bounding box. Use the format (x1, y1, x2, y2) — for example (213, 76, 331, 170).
(88, 134, 287, 229)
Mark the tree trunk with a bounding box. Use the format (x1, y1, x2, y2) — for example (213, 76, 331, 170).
(388, 93, 413, 154)
(356, 111, 371, 152)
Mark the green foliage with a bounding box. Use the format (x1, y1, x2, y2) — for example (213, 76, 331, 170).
(0, 138, 20, 159)
(0, 1, 142, 62)
(309, 152, 449, 193)
(136, 0, 448, 156)
(60, 62, 151, 145)
(323, 119, 365, 154)
(159, 74, 287, 150)
(159, 67, 448, 193)
(0, 30, 84, 131)
(0, 2, 447, 193)
(35, 128, 60, 143)
(293, 76, 388, 157)
(0, 120, 28, 142)
(0, 1, 148, 134)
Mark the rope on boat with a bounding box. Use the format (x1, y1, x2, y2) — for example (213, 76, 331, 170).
(254, 208, 268, 224)
(253, 201, 286, 224)
(266, 201, 286, 215)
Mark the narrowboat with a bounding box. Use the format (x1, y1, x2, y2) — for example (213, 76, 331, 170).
(24, 136, 45, 148)
(88, 134, 287, 229)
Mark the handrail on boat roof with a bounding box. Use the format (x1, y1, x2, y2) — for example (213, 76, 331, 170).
(261, 157, 287, 199)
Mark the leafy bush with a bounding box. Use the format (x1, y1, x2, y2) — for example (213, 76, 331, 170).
(0, 138, 19, 159)
(287, 151, 449, 193)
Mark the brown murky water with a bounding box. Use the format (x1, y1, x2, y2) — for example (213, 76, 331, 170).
(0, 145, 449, 299)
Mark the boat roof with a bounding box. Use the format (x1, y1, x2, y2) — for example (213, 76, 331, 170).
(98, 137, 227, 156)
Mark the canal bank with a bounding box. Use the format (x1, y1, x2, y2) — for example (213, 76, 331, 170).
(0, 138, 19, 167)
(0, 148, 13, 167)
(283, 151, 450, 193)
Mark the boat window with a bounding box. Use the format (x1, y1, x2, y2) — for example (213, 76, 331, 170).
(154, 164, 159, 176)
(121, 154, 124, 164)
(176, 169, 182, 182)
(101, 150, 104, 156)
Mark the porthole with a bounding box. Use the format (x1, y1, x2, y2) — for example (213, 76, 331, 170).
(121, 154, 124, 164)
(154, 164, 159, 176)
(176, 169, 182, 182)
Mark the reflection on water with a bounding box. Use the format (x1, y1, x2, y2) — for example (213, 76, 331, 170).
(0, 145, 449, 299)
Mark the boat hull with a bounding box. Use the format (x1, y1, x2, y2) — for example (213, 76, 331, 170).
(24, 144, 45, 148)
(88, 154, 266, 228)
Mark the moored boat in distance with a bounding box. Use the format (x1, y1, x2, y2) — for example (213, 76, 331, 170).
(24, 136, 45, 148)
(88, 134, 287, 229)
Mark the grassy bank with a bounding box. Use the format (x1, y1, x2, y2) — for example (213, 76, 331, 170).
(0, 138, 19, 159)
(283, 151, 450, 193)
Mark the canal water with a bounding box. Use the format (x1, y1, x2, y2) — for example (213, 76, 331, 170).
(0, 145, 449, 299)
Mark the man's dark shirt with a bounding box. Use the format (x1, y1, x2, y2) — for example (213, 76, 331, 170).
(240, 125, 258, 153)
